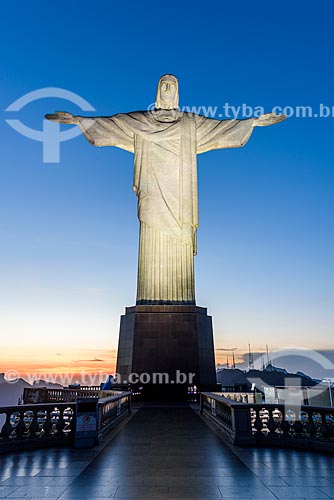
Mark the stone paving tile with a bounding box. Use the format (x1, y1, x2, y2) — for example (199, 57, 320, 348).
(321, 477, 334, 485)
(36, 463, 70, 469)
(280, 477, 334, 487)
(6, 485, 68, 498)
(255, 470, 305, 479)
(317, 488, 334, 499)
(254, 466, 304, 474)
(267, 486, 332, 499)
(58, 484, 118, 498)
(114, 486, 169, 498)
(62, 460, 92, 467)
(258, 477, 290, 487)
(64, 498, 226, 500)
(76, 468, 253, 478)
(34, 466, 87, 477)
(73, 475, 261, 488)
(45, 477, 76, 486)
(303, 462, 334, 469)
(168, 486, 223, 498)
(254, 470, 303, 479)
(218, 486, 277, 498)
(102, 498, 249, 500)
(1, 476, 53, 486)
(0, 468, 41, 477)
(243, 463, 271, 469)
(0, 486, 18, 499)
(216, 477, 263, 487)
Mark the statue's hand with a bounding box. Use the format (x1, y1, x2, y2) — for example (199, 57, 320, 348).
(253, 112, 286, 127)
(44, 111, 78, 124)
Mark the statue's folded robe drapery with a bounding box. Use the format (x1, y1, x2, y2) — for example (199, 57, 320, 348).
(77, 111, 254, 303)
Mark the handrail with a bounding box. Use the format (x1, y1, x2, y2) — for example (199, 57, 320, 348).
(200, 392, 334, 452)
(97, 391, 132, 441)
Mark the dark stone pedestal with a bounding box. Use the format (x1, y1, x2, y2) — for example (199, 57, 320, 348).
(115, 305, 217, 400)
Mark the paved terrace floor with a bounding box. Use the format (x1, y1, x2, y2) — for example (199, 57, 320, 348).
(0, 403, 333, 499)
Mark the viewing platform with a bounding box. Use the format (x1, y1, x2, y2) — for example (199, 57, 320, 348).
(0, 403, 334, 499)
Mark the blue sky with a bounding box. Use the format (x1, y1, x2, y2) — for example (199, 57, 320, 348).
(0, 0, 333, 376)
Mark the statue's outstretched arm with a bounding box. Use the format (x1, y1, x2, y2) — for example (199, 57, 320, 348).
(45, 111, 79, 125)
(253, 112, 286, 127)
(45, 111, 135, 151)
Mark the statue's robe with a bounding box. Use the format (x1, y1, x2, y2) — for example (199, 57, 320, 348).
(77, 111, 254, 304)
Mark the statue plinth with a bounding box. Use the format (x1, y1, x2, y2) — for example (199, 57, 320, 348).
(116, 304, 217, 399)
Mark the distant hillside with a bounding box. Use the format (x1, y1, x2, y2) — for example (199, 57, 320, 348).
(216, 365, 319, 390)
(0, 373, 32, 406)
(0, 374, 65, 408)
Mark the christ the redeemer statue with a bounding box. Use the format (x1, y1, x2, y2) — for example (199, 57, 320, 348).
(46, 75, 285, 305)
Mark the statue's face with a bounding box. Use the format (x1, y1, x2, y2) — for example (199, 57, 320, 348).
(159, 79, 177, 107)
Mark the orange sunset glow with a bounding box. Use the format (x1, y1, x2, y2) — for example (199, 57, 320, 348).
(0, 347, 249, 385)
(0, 348, 117, 385)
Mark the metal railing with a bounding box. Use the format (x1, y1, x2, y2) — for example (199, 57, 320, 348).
(200, 392, 334, 453)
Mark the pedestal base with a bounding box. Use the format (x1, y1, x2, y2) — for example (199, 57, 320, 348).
(115, 305, 217, 399)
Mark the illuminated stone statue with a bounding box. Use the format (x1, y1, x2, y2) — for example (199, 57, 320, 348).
(46, 75, 285, 305)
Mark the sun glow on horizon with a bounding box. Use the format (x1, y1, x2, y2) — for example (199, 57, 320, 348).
(0, 347, 117, 385)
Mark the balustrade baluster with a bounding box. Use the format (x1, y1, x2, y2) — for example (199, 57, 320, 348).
(14, 413, 26, 438)
(267, 408, 278, 437)
(313, 412, 323, 439)
(305, 410, 316, 437)
(56, 413, 66, 435)
(253, 409, 263, 436)
(320, 411, 331, 440)
(280, 420, 290, 436)
(42, 411, 53, 437)
(293, 420, 303, 437)
(28, 411, 39, 437)
(1, 411, 13, 439)
(298, 411, 308, 438)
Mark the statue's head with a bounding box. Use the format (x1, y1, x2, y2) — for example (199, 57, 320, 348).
(155, 74, 179, 110)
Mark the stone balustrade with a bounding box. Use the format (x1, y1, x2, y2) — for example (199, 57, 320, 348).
(0, 391, 131, 453)
(22, 387, 122, 404)
(200, 392, 334, 453)
(213, 391, 263, 404)
(0, 402, 76, 453)
(98, 392, 132, 441)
